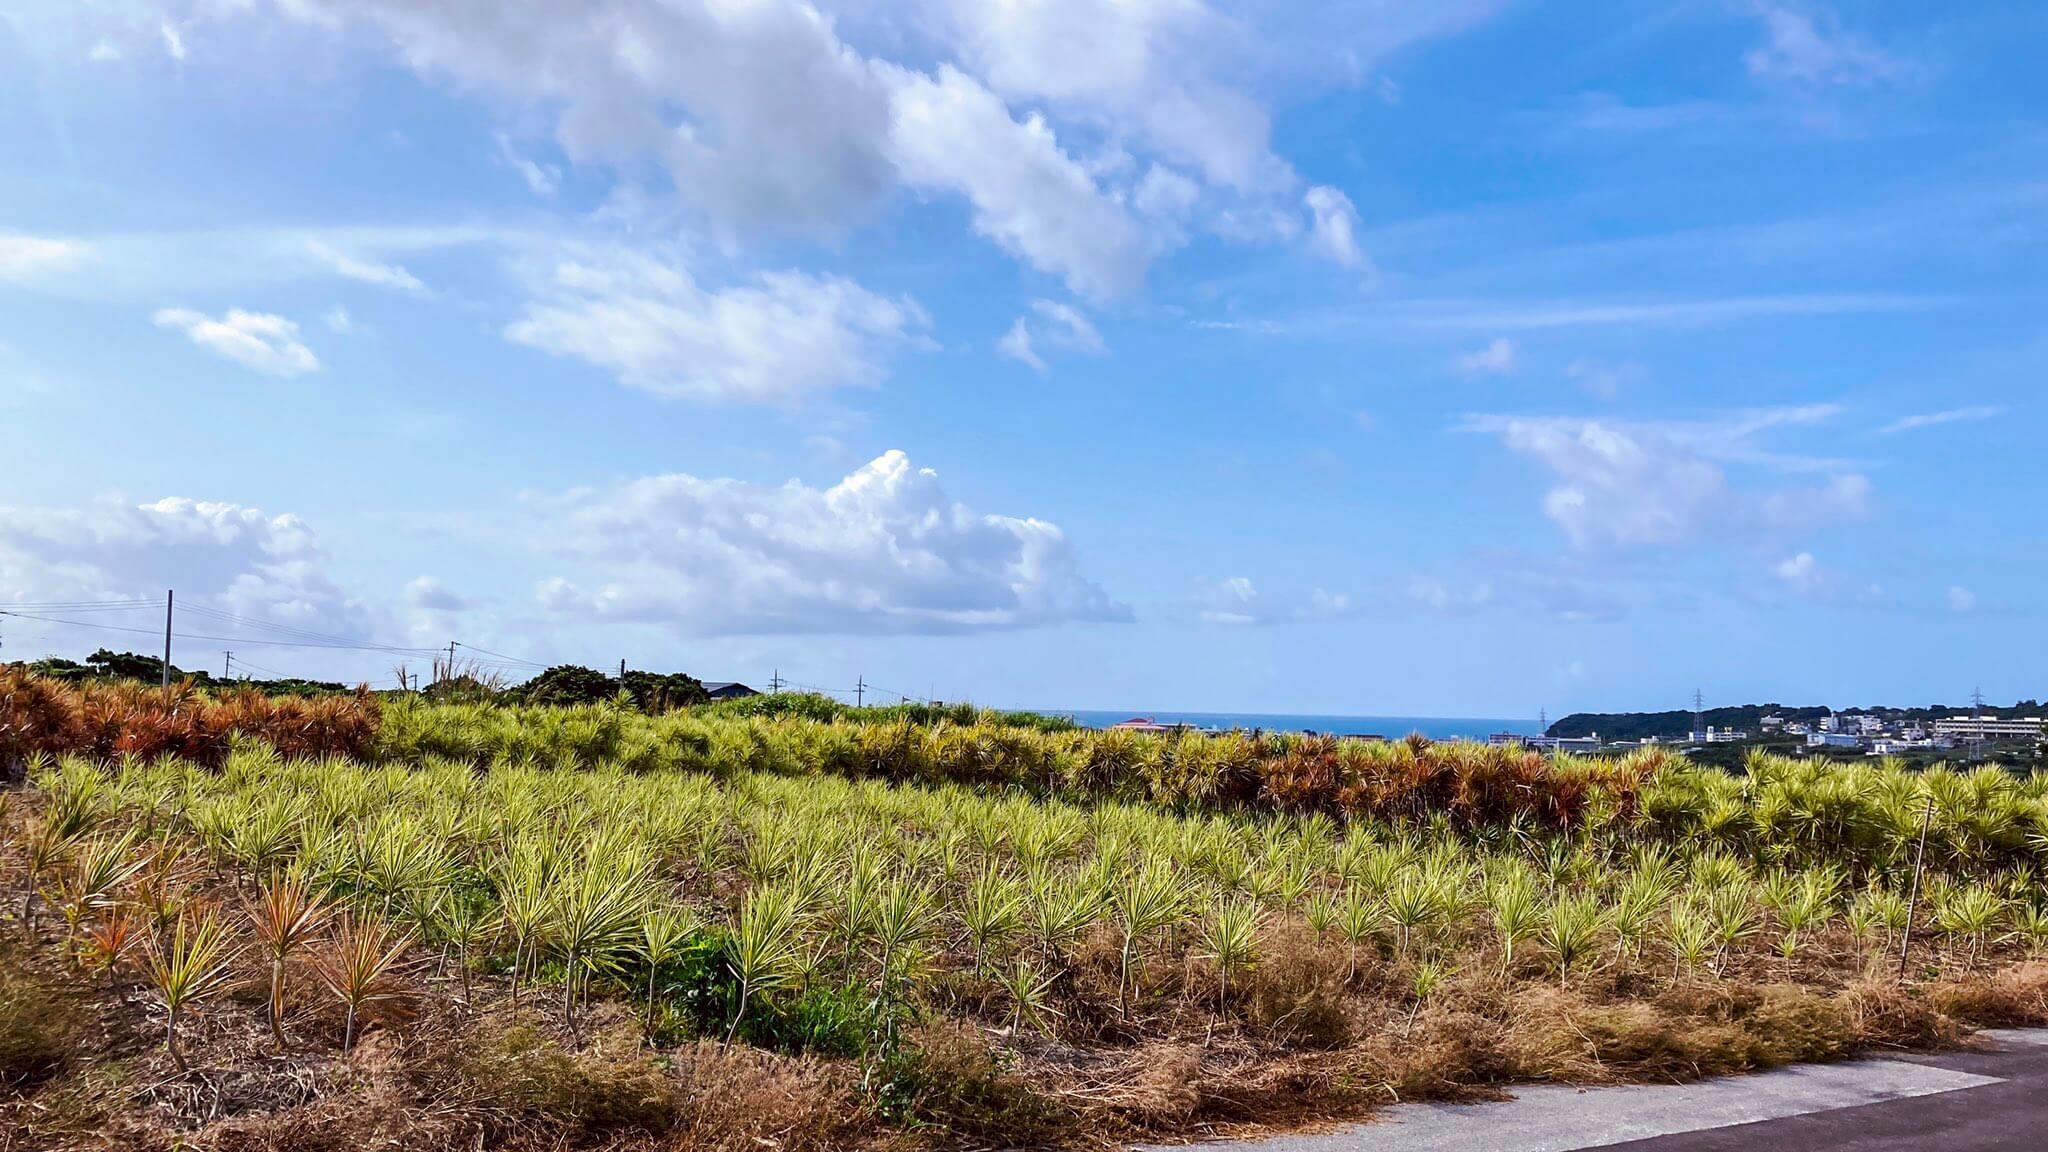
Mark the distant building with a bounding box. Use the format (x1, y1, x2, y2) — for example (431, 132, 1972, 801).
(703, 681, 760, 701)
(1760, 714, 1785, 730)
(1932, 716, 2047, 742)
(1689, 726, 1749, 744)
(1808, 731, 1862, 749)
(1489, 732, 1601, 753)
(1106, 717, 1181, 734)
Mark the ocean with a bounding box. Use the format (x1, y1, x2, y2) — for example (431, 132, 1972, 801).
(1056, 710, 1541, 742)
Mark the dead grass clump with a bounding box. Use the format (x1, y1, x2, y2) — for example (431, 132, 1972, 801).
(435, 1019, 680, 1137)
(1505, 982, 1855, 1083)
(0, 949, 81, 1090)
(900, 1022, 1073, 1149)
(666, 1039, 865, 1152)
(1244, 923, 1354, 1049)
(1929, 963, 2048, 1028)
(1358, 1007, 1514, 1102)
(1842, 979, 1963, 1049)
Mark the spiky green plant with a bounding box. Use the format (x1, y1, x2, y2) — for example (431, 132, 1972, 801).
(1195, 899, 1261, 1009)
(728, 884, 801, 1042)
(315, 915, 412, 1051)
(143, 906, 241, 1071)
(248, 872, 329, 1050)
(1541, 893, 1608, 984)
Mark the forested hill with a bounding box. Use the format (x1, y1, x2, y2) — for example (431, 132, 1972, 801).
(1548, 701, 2048, 741)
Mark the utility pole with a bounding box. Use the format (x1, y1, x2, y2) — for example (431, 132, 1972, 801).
(446, 640, 457, 679)
(769, 669, 783, 694)
(1973, 686, 1986, 711)
(855, 675, 865, 708)
(619, 658, 627, 680)
(223, 650, 232, 679)
(1693, 688, 1705, 740)
(162, 590, 175, 691)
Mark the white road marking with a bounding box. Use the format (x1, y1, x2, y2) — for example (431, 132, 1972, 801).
(1142, 1058, 2003, 1152)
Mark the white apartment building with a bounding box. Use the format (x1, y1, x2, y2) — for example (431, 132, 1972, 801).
(1931, 716, 2047, 742)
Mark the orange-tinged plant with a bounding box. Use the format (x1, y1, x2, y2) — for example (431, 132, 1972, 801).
(248, 873, 331, 1050)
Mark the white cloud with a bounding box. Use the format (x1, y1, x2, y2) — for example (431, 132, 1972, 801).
(0, 497, 367, 640)
(1306, 587, 1353, 619)
(275, 0, 900, 240)
(927, 0, 1283, 193)
(1745, 3, 1908, 89)
(404, 576, 475, 613)
(1879, 405, 2005, 435)
(885, 65, 1150, 299)
(1469, 411, 1870, 550)
(1456, 337, 1520, 376)
(1195, 576, 1267, 625)
(505, 247, 929, 405)
(1773, 551, 1825, 594)
(495, 133, 562, 198)
(999, 297, 1106, 372)
(1947, 585, 1976, 614)
(528, 450, 1128, 635)
(998, 317, 1046, 372)
(1404, 576, 1495, 615)
(152, 308, 321, 377)
(305, 240, 428, 295)
(160, 20, 185, 61)
(1303, 185, 1364, 268)
(322, 305, 353, 334)
(0, 234, 88, 281)
(1566, 357, 1646, 398)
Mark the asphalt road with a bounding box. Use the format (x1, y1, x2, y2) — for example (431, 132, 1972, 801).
(1152, 1028, 2048, 1152)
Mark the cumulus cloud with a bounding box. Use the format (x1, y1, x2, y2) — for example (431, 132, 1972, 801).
(886, 65, 1151, 298)
(1303, 185, 1364, 267)
(527, 451, 1128, 635)
(506, 248, 929, 405)
(239, 0, 1416, 294)
(0, 497, 367, 637)
(1947, 585, 1975, 614)
(1456, 337, 1520, 376)
(927, 0, 1283, 193)
(1468, 410, 1870, 550)
(1745, 3, 1909, 88)
(272, 0, 901, 240)
(152, 308, 321, 377)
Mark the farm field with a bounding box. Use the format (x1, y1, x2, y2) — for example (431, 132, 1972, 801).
(7, 672, 2048, 1150)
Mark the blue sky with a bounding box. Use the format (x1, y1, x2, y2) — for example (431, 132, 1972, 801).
(0, 0, 2042, 718)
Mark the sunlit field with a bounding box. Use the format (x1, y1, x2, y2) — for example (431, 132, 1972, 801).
(7, 672, 2048, 1150)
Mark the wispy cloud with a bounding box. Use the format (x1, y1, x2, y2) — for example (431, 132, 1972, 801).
(1192, 293, 1941, 338)
(1878, 405, 2005, 435)
(152, 307, 321, 377)
(1455, 337, 1519, 376)
(1745, 3, 1913, 90)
